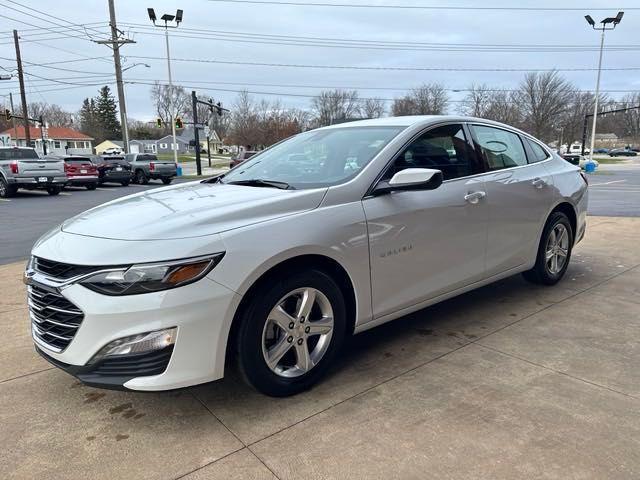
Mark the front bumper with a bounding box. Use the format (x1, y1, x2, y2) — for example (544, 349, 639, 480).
(28, 275, 242, 391)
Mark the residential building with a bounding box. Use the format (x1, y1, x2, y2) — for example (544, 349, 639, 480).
(95, 139, 158, 155)
(0, 126, 93, 155)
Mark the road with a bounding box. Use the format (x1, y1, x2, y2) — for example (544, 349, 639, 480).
(1, 162, 638, 265)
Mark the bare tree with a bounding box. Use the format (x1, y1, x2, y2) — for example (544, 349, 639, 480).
(150, 82, 190, 132)
(458, 84, 493, 117)
(516, 71, 574, 141)
(227, 90, 259, 147)
(361, 97, 386, 118)
(29, 102, 74, 127)
(311, 89, 361, 127)
(392, 83, 449, 116)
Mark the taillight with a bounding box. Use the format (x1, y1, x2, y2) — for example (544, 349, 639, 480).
(149, 162, 155, 172)
(63, 162, 69, 172)
(9, 160, 18, 174)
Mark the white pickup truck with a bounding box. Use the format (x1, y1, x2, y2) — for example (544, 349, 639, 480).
(0, 146, 67, 198)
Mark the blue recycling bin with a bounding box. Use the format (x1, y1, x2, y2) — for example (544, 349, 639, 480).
(176, 164, 183, 177)
(584, 161, 596, 173)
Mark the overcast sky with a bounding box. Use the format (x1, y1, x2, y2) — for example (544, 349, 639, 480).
(1, 0, 639, 121)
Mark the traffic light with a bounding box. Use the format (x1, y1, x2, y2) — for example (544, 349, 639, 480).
(4, 109, 10, 121)
(216, 102, 223, 117)
(175, 117, 183, 129)
(156, 118, 162, 128)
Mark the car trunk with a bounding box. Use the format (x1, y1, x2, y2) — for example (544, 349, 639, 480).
(142, 155, 176, 175)
(100, 156, 131, 173)
(65, 157, 97, 176)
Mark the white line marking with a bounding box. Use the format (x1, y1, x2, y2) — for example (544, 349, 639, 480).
(0, 198, 11, 202)
(589, 179, 627, 186)
(59, 192, 72, 196)
(588, 188, 640, 193)
(95, 188, 111, 191)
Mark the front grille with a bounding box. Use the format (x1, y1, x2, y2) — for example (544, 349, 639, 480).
(34, 257, 97, 280)
(29, 282, 84, 352)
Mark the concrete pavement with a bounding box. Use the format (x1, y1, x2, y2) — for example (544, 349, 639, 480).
(0, 216, 639, 479)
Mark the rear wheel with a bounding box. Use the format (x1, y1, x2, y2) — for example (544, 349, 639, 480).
(161, 177, 173, 185)
(46, 185, 62, 196)
(135, 170, 148, 185)
(523, 212, 573, 285)
(120, 180, 130, 187)
(86, 183, 97, 191)
(0, 178, 17, 198)
(236, 270, 346, 397)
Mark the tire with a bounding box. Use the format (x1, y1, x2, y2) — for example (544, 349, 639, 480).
(523, 212, 574, 286)
(135, 170, 148, 185)
(161, 177, 173, 185)
(235, 270, 347, 397)
(0, 178, 17, 198)
(121, 180, 130, 187)
(86, 183, 97, 191)
(46, 185, 62, 196)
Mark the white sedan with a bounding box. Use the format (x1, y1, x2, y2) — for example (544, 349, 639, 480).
(25, 116, 588, 396)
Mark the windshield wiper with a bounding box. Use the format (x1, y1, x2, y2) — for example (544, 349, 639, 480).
(227, 179, 294, 190)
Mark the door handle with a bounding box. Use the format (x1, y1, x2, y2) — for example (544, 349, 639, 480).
(532, 177, 547, 189)
(464, 191, 486, 204)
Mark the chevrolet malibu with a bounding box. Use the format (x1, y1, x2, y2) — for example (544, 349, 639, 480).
(25, 116, 588, 397)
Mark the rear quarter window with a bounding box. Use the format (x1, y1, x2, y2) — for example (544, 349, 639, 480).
(526, 138, 550, 163)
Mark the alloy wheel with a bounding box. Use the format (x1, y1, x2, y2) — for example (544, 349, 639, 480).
(261, 287, 334, 378)
(545, 223, 569, 274)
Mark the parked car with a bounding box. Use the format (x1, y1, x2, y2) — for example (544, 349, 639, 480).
(593, 148, 609, 154)
(102, 147, 123, 155)
(95, 155, 131, 186)
(0, 146, 66, 197)
(26, 116, 588, 396)
(125, 153, 176, 185)
(609, 148, 638, 157)
(62, 156, 99, 190)
(230, 150, 258, 168)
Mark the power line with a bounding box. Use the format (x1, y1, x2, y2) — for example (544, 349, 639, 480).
(206, 0, 640, 11)
(0, 6, 96, 42)
(129, 55, 640, 72)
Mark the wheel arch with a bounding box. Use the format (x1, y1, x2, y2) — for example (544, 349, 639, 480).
(549, 201, 577, 241)
(224, 253, 358, 370)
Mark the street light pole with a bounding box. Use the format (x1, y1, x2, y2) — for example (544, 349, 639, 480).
(584, 11, 623, 162)
(148, 8, 183, 171)
(164, 28, 178, 166)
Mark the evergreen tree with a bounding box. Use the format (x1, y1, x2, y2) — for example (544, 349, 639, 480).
(78, 98, 102, 140)
(95, 86, 121, 140)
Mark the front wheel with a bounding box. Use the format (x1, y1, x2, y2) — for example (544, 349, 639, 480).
(523, 212, 573, 285)
(236, 270, 346, 397)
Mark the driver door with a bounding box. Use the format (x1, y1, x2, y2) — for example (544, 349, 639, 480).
(362, 123, 489, 320)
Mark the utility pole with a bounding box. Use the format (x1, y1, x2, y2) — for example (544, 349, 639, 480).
(9, 92, 17, 142)
(39, 115, 47, 156)
(191, 90, 202, 176)
(13, 30, 30, 145)
(95, 0, 135, 153)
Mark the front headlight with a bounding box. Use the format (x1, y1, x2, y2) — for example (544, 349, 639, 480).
(80, 253, 224, 296)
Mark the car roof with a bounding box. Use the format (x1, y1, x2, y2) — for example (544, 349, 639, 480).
(318, 115, 535, 138)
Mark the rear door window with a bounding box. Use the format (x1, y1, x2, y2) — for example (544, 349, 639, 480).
(471, 125, 528, 171)
(138, 154, 158, 161)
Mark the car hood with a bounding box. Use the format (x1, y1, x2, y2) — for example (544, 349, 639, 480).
(61, 181, 327, 240)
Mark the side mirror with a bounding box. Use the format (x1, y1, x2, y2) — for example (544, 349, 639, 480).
(373, 168, 443, 196)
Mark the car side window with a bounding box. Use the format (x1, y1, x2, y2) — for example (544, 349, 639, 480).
(526, 138, 550, 163)
(383, 124, 474, 181)
(472, 125, 527, 171)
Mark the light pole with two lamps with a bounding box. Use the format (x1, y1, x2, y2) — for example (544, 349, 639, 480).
(584, 11, 623, 162)
(147, 7, 183, 172)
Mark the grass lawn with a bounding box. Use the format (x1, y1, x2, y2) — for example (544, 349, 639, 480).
(593, 156, 636, 164)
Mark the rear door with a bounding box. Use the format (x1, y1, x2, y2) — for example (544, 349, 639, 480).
(469, 124, 555, 276)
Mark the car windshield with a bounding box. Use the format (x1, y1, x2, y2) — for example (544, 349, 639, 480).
(223, 126, 405, 189)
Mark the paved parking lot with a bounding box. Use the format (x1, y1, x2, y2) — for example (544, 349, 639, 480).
(1, 216, 639, 479)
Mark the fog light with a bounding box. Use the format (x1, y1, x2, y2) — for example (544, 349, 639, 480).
(90, 328, 177, 364)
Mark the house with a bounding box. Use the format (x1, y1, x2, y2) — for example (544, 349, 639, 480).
(95, 139, 158, 155)
(0, 126, 93, 155)
(156, 130, 192, 155)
